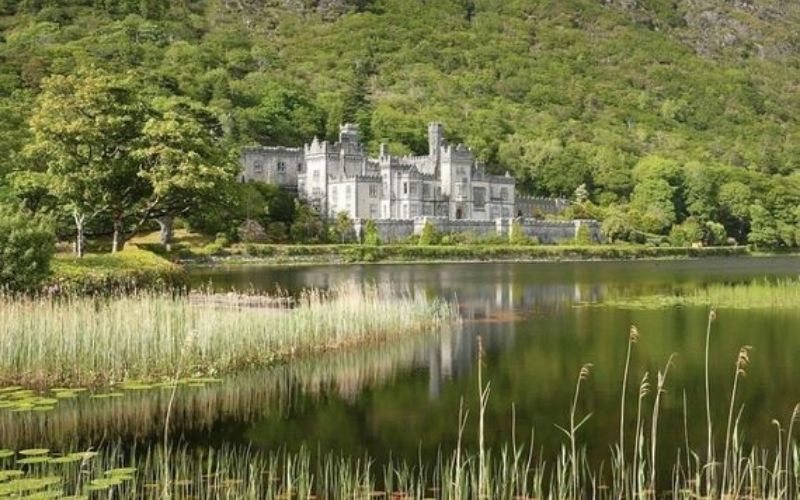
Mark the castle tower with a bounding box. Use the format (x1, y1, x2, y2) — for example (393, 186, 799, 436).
(428, 122, 444, 167)
(339, 123, 360, 144)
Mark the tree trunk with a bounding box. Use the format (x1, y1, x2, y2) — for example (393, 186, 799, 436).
(73, 210, 85, 258)
(112, 216, 125, 253)
(157, 216, 174, 252)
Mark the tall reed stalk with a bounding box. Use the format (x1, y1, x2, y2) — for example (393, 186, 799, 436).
(619, 324, 639, 494)
(721, 346, 751, 496)
(704, 307, 717, 496)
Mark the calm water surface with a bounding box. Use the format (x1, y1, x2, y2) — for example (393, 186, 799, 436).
(187, 257, 800, 468)
(6, 257, 800, 478)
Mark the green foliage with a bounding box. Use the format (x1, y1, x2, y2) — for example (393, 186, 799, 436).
(704, 221, 728, 246)
(747, 204, 780, 248)
(575, 224, 594, 245)
(331, 211, 355, 243)
(0, 205, 55, 292)
(239, 243, 748, 263)
(669, 218, 703, 247)
(49, 248, 187, 295)
(1, 0, 800, 248)
(290, 203, 326, 243)
(362, 219, 380, 246)
(509, 219, 536, 245)
(417, 220, 440, 245)
(630, 179, 676, 234)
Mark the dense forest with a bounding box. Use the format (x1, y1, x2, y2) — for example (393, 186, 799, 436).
(2, 0, 800, 251)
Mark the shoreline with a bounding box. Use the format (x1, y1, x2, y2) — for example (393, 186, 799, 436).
(180, 243, 754, 268)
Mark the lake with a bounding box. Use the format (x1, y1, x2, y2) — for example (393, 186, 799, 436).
(5, 256, 800, 485)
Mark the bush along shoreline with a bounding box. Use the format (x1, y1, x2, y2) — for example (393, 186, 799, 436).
(195, 243, 750, 265)
(46, 248, 188, 295)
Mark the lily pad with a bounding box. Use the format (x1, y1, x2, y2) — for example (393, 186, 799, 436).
(18, 449, 49, 457)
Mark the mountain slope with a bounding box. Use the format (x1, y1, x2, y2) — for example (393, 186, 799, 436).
(1, 0, 800, 245)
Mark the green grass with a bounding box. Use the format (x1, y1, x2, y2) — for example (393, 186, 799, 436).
(223, 243, 749, 264)
(50, 248, 187, 294)
(601, 278, 800, 309)
(0, 283, 457, 389)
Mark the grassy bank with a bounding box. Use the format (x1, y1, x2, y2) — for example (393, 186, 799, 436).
(49, 248, 187, 294)
(601, 278, 800, 309)
(0, 283, 456, 389)
(199, 243, 750, 265)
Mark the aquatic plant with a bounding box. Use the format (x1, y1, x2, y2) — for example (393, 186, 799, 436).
(0, 282, 457, 389)
(600, 278, 800, 309)
(1, 311, 798, 498)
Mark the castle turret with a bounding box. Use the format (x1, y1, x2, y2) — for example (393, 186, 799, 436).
(428, 122, 444, 167)
(339, 123, 360, 144)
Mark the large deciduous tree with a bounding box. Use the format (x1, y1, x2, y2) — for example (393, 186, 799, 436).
(26, 70, 146, 256)
(131, 97, 237, 249)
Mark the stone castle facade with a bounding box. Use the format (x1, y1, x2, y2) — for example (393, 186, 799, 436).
(239, 122, 599, 242)
(241, 122, 570, 220)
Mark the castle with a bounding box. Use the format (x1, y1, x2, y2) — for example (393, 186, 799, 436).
(240, 122, 568, 220)
(239, 123, 598, 243)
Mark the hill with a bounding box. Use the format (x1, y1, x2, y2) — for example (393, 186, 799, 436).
(1, 0, 800, 246)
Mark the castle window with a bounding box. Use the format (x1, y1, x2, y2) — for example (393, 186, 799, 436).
(313, 169, 320, 180)
(253, 162, 264, 174)
(473, 187, 486, 209)
(277, 161, 286, 173)
(500, 188, 509, 201)
(423, 183, 431, 197)
(297, 163, 303, 172)
(403, 182, 408, 195)
(369, 184, 379, 198)
(409, 182, 417, 195)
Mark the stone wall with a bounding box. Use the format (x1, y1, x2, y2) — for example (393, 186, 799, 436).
(353, 219, 415, 243)
(240, 146, 303, 190)
(353, 217, 601, 244)
(515, 196, 571, 217)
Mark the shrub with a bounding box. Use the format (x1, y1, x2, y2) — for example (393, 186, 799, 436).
(669, 218, 703, 247)
(704, 221, 727, 246)
(290, 204, 326, 243)
(575, 224, 594, 245)
(363, 219, 381, 246)
(418, 220, 440, 245)
(0, 206, 55, 293)
(49, 248, 187, 295)
(509, 220, 536, 245)
(265, 222, 288, 243)
(331, 211, 355, 243)
(238, 219, 268, 243)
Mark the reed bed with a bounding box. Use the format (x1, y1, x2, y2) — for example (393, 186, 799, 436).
(0, 435, 797, 499)
(0, 282, 457, 389)
(601, 277, 800, 309)
(0, 334, 440, 450)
